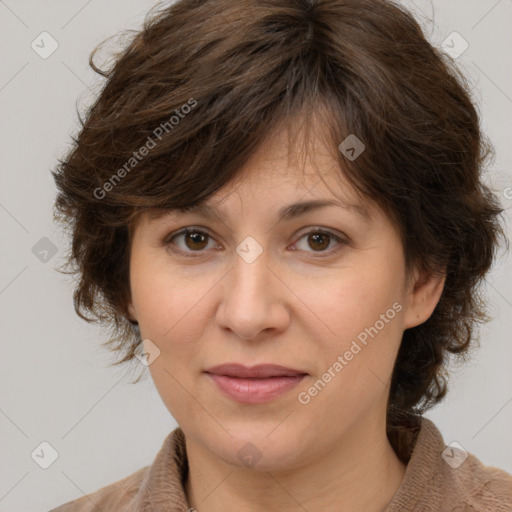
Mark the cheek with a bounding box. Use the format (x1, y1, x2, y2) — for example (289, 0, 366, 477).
(296, 262, 405, 406)
(129, 258, 222, 408)
(130, 250, 211, 338)
(297, 272, 404, 428)
(301, 266, 403, 342)
(130, 261, 214, 422)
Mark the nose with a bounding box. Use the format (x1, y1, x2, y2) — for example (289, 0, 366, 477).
(215, 247, 290, 341)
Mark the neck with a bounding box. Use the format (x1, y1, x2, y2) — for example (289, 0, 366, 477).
(184, 415, 407, 512)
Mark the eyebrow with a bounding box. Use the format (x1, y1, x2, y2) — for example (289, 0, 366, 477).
(174, 198, 370, 223)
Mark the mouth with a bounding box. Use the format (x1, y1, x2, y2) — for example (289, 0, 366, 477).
(204, 363, 308, 404)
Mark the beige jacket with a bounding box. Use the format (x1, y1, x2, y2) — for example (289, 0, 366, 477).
(49, 417, 512, 511)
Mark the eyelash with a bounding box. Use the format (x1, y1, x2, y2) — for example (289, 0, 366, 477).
(164, 227, 347, 258)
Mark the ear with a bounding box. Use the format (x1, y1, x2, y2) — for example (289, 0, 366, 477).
(127, 301, 138, 323)
(403, 265, 446, 330)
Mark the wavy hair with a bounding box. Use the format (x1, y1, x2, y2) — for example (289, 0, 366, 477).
(52, 0, 506, 459)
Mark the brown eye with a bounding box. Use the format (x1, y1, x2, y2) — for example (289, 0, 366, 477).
(167, 228, 215, 255)
(183, 230, 209, 250)
(165, 227, 346, 259)
(293, 229, 346, 256)
(307, 232, 331, 251)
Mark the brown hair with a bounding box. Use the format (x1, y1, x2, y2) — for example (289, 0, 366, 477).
(52, 0, 506, 458)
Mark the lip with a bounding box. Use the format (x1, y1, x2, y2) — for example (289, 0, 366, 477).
(205, 363, 308, 378)
(204, 364, 308, 404)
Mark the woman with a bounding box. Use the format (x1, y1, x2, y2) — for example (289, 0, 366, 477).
(49, 0, 512, 510)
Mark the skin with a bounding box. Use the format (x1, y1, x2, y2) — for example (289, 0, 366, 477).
(127, 122, 445, 511)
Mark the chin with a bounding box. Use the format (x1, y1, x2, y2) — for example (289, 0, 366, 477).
(206, 426, 309, 472)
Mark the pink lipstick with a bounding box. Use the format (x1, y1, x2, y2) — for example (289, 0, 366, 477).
(205, 363, 308, 404)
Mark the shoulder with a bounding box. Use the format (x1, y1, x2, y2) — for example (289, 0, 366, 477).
(387, 417, 512, 511)
(424, 419, 512, 509)
(48, 465, 149, 512)
(48, 426, 189, 511)
(441, 450, 512, 511)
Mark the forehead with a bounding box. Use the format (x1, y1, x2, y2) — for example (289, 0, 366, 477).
(134, 118, 375, 227)
(138, 171, 372, 234)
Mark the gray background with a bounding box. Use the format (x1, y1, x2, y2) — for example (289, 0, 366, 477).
(0, 1, 511, 510)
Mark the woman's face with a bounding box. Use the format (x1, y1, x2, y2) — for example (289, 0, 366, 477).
(128, 125, 442, 471)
